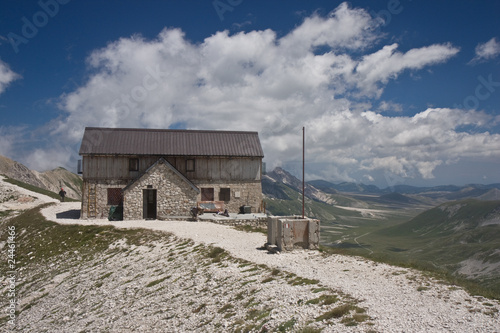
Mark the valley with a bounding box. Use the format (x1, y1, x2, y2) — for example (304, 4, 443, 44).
(263, 167, 500, 298)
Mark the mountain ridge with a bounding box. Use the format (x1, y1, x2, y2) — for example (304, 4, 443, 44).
(0, 155, 82, 199)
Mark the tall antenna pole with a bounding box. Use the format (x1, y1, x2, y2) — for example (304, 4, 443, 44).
(302, 126, 305, 218)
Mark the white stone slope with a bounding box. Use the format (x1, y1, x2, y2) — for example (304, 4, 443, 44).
(42, 202, 500, 333)
(0, 175, 58, 213)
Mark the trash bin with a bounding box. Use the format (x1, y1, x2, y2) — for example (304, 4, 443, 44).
(239, 205, 252, 214)
(108, 205, 123, 221)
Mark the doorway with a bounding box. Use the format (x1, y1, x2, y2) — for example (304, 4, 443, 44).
(143, 189, 157, 219)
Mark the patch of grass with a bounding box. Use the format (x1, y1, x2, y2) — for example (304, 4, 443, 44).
(341, 313, 370, 326)
(312, 287, 328, 293)
(207, 246, 227, 263)
(0, 210, 14, 217)
(306, 294, 338, 306)
(297, 326, 323, 333)
(146, 276, 169, 288)
(218, 304, 234, 313)
(246, 307, 271, 321)
(241, 279, 258, 287)
(192, 303, 206, 313)
(234, 291, 246, 301)
(289, 277, 320, 286)
(316, 304, 356, 321)
(242, 266, 259, 273)
(278, 318, 297, 332)
(262, 277, 274, 283)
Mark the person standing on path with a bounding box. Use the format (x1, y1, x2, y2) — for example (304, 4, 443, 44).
(59, 188, 66, 202)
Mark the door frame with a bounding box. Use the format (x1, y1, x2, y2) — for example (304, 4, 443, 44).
(143, 189, 157, 219)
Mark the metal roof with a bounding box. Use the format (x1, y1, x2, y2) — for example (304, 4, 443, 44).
(79, 127, 264, 157)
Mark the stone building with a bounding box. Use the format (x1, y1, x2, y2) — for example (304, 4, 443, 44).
(78, 127, 264, 220)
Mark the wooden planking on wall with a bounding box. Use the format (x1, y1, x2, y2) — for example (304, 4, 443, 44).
(83, 155, 261, 181)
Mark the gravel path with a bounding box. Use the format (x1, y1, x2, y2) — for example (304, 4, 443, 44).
(41, 202, 500, 332)
(0, 175, 58, 213)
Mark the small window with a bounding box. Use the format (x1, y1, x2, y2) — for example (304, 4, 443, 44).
(219, 188, 231, 202)
(107, 188, 123, 205)
(201, 188, 214, 201)
(129, 158, 139, 171)
(186, 159, 195, 172)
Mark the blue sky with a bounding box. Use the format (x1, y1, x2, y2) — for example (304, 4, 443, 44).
(0, 0, 499, 188)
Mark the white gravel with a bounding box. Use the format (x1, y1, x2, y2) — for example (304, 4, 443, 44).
(40, 202, 500, 333)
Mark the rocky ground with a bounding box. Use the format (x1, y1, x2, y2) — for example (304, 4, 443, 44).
(1, 177, 500, 332)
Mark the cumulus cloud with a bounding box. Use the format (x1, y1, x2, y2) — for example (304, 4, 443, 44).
(470, 37, 500, 64)
(378, 101, 403, 113)
(352, 43, 459, 97)
(38, 2, 499, 184)
(0, 60, 20, 95)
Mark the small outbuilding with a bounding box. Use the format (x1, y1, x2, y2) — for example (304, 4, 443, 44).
(78, 127, 264, 220)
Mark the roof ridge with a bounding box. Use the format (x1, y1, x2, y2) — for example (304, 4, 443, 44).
(84, 127, 259, 134)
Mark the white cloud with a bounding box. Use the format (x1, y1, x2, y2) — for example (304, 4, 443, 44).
(378, 100, 403, 113)
(29, 2, 499, 184)
(0, 60, 20, 95)
(470, 37, 500, 64)
(352, 43, 459, 97)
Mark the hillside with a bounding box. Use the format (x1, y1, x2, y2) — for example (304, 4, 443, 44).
(264, 167, 500, 297)
(0, 155, 82, 199)
(366, 200, 500, 294)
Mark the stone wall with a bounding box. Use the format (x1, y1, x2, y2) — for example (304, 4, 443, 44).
(194, 181, 263, 213)
(80, 179, 128, 219)
(267, 216, 320, 251)
(123, 160, 198, 220)
(81, 158, 263, 220)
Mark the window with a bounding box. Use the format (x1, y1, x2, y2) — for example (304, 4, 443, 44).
(186, 159, 195, 172)
(107, 188, 123, 205)
(129, 158, 139, 171)
(201, 188, 214, 201)
(219, 188, 231, 202)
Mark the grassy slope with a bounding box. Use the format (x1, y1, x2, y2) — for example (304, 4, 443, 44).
(1, 175, 79, 202)
(340, 200, 500, 298)
(0, 205, 369, 331)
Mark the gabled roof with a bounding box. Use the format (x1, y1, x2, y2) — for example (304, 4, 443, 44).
(79, 127, 264, 157)
(123, 158, 199, 193)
